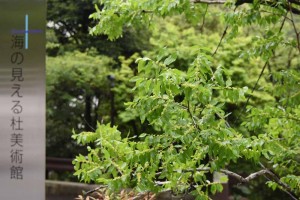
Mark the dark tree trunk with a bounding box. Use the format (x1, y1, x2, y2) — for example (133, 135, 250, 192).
(85, 95, 93, 131)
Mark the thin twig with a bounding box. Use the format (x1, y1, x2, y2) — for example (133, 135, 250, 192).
(187, 101, 200, 130)
(200, 4, 209, 33)
(83, 186, 106, 198)
(288, 2, 300, 53)
(241, 61, 269, 113)
(212, 26, 228, 56)
(191, 0, 226, 4)
(132, 191, 153, 200)
(212, 7, 237, 56)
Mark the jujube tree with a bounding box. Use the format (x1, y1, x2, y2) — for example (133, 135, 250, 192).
(73, 0, 300, 199)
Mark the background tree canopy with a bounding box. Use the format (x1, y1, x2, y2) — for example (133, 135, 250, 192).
(47, 0, 150, 58)
(47, 0, 300, 199)
(46, 0, 154, 159)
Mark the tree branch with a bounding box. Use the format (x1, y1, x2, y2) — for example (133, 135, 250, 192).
(178, 167, 273, 183)
(212, 6, 237, 56)
(191, 0, 300, 15)
(191, 0, 226, 4)
(200, 4, 209, 33)
(156, 167, 298, 199)
(258, 163, 299, 200)
(236, 0, 300, 15)
(187, 101, 200, 130)
(288, 2, 300, 53)
(212, 26, 228, 56)
(83, 185, 106, 198)
(289, 0, 300, 6)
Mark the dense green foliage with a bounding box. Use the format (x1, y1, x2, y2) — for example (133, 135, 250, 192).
(45, 0, 300, 198)
(71, 0, 300, 199)
(47, 0, 300, 200)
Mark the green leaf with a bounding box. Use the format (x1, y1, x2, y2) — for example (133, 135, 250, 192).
(164, 54, 177, 65)
(210, 184, 217, 194)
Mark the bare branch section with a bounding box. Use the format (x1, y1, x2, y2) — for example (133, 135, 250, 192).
(191, 0, 226, 3)
(180, 167, 274, 183)
(220, 169, 272, 183)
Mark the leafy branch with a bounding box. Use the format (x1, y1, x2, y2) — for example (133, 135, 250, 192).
(154, 166, 298, 199)
(75, 0, 300, 199)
